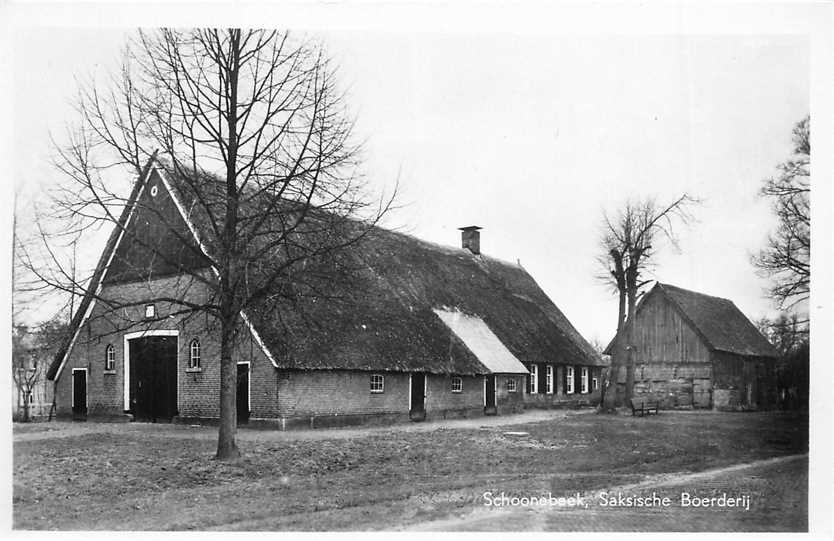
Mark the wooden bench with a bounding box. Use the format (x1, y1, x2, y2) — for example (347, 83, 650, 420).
(630, 398, 659, 417)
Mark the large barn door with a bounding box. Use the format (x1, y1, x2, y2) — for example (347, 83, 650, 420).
(130, 336, 178, 422)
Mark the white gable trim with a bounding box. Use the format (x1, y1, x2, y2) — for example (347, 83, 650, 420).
(56, 162, 281, 380)
(153, 166, 279, 368)
(54, 168, 153, 381)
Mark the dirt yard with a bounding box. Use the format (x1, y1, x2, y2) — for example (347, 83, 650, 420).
(13, 409, 807, 531)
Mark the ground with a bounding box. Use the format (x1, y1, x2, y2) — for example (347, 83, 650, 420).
(13, 409, 807, 531)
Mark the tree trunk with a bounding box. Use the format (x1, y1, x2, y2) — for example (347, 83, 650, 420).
(22, 394, 30, 422)
(601, 275, 627, 411)
(624, 267, 638, 405)
(216, 29, 242, 461)
(216, 315, 240, 460)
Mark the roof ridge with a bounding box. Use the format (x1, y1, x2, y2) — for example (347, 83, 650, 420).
(657, 282, 735, 304)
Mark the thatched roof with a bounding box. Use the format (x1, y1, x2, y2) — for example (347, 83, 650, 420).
(49, 158, 602, 379)
(605, 282, 778, 359)
(244, 224, 603, 373)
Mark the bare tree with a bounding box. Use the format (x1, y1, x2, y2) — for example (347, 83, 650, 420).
(12, 326, 41, 422)
(597, 194, 698, 411)
(754, 115, 810, 312)
(17, 29, 394, 459)
(12, 319, 69, 422)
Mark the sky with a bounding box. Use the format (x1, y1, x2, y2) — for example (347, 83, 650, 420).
(9, 24, 811, 346)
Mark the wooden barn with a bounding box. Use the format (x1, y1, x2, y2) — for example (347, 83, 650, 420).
(46, 158, 603, 428)
(605, 282, 779, 410)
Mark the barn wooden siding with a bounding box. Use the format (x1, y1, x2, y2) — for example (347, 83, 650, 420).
(632, 292, 711, 364)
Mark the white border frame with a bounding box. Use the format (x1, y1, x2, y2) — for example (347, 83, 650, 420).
(236, 360, 251, 414)
(123, 329, 179, 411)
(71, 367, 87, 414)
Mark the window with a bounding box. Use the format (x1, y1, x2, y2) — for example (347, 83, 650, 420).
(370, 374, 384, 393)
(592, 375, 599, 391)
(105, 344, 115, 371)
(546, 365, 553, 394)
(581, 367, 589, 394)
(189, 339, 201, 370)
(566, 366, 575, 394)
(145, 304, 156, 319)
(507, 378, 517, 393)
(529, 364, 538, 394)
(451, 376, 463, 393)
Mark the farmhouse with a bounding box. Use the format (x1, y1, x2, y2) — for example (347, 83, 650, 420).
(46, 158, 603, 428)
(605, 282, 778, 410)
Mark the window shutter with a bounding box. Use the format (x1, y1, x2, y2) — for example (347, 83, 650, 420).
(526, 365, 532, 394)
(538, 364, 547, 395)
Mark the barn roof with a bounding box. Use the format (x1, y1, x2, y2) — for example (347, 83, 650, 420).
(49, 158, 602, 379)
(605, 282, 778, 359)
(656, 283, 778, 358)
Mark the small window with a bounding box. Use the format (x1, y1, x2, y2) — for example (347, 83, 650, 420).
(529, 364, 538, 394)
(507, 378, 517, 393)
(546, 365, 553, 394)
(592, 375, 599, 391)
(451, 376, 463, 393)
(105, 344, 115, 371)
(145, 304, 156, 319)
(581, 367, 589, 394)
(566, 366, 575, 394)
(189, 339, 201, 370)
(370, 374, 384, 393)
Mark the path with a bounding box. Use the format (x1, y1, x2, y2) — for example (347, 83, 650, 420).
(13, 407, 592, 443)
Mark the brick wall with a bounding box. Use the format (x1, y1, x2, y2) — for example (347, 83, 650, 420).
(54, 273, 277, 420)
(276, 370, 409, 417)
(425, 374, 482, 413)
(495, 374, 525, 413)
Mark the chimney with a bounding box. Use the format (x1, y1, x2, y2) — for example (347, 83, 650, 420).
(459, 225, 482, 255)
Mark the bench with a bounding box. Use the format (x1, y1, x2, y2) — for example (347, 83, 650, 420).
(630, 399, 659, 417)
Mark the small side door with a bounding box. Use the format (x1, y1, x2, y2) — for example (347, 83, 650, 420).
(72, 369, 87, 419)
(484, 375, 497, 415)
(237, 363, 250, 425)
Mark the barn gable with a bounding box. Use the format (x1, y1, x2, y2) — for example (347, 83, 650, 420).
(604, 282, 778, 360)
(103, 168, 210, 285)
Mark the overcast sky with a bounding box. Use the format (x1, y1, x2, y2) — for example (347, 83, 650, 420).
(11, 25, 810, 345)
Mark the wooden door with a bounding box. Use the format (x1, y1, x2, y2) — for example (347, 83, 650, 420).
(410, 373, 425, 418)
(237, 363, 250, 425)
(130, 336, 178, 422)
(72, 369, 86, 418)
(485, 375, 496, 407)
(484, 375, 497, 415)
